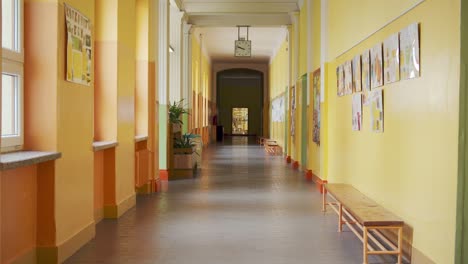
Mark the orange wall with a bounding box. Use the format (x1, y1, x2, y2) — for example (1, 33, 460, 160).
(1, 166, 37, 263)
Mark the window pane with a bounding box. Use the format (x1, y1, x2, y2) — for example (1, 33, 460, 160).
(2, 73, 19, 136)
(2, 0, 18, 51)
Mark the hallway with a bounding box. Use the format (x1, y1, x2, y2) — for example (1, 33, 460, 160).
(66, 138, 374, 264)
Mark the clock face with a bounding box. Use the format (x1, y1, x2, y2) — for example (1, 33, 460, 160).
(234, 40, 251, 57)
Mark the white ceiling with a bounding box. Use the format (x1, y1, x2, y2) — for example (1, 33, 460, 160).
(178, 0, 299, 62)
(195, 27, 288, 63)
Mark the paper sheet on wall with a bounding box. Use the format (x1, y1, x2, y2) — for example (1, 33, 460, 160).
(400, 23, 420, 80)
(65, 4, 92, 86)
(384, 33, 400, 84)
(344, 60, 353, 95)
(352, 55, 362, 92)
(352, 94, 362, 131)
(370, 43, 383, 89)
(370, 89, 384, 133)
(312, 69, 321, 145)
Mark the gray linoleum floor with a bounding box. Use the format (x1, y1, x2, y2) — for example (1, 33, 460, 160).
(65, 136, 400, 264)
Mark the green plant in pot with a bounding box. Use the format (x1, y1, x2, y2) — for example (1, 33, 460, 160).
(173, 133, 200, 155)
(168, 99, 189, 132)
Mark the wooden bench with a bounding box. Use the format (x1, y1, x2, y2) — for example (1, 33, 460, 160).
(322, 183, 404, 264)
(265, 141, 282, 155)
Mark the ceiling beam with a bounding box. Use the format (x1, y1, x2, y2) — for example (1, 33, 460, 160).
(188, 13, 291, 27)
(183, 2, 298, 13)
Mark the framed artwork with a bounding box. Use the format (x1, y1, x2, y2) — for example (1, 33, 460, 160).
(400, 23, 420, 80)
(65, 4, 92, 86)
(384, 33, 400, 84)
(344, 60, 353, 95)
(371, 43, 383, 89)
(352, 55, 362, 92)
(362, 50, 371, 91)
(370, 89, 384, 133)
(336, 65, 345, 97)
(352, 94, 362, 131)
(271, 95, 285, 122)
(312, 68, 321, 145)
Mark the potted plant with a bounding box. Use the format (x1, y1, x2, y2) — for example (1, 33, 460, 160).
(173, 133, 199, 170)
(168, 99, 189, 133)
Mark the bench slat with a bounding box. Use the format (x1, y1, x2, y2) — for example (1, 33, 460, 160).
(326, 184, 403, 227)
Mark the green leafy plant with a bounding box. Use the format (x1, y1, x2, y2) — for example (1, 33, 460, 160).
(169, 99, 189, 125)
(174, 133, 200, 155)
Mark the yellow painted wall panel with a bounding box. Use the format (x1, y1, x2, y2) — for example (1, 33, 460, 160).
(326, 0, 460, 263)
(328, 0, 424, 59)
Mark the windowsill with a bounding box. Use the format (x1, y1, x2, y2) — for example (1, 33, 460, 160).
(92, 141, 118, 152)
(0, 151, 62, 171)
(135, 135, 148, 143)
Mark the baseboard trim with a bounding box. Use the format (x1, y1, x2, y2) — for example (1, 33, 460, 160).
(305, 170, 313, 181)
(136, 183, 151, 195)
(94, 208, 104, 223)
(104, 194, 136, 219)
(159, 170, 169, 181)
(292, 161, 299, 170)
(412, 246, 436, 264)
(10, 247, 36, 264)
(286, 156, 292, 163)
(38, 221, 95, 264)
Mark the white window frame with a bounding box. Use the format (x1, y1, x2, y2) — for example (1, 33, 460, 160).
(2, 0, 24, 152)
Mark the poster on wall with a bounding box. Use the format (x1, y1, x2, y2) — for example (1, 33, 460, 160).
(352, 55, 362, 92)
(271, 95, 285, 122)
(344, 60, 353, 95)
(384, 33, 400, 84)
(370, 43, 383, 89)
(370, 89, 384, 133)
(352, 94, 362, 131)
(312, 69, 321, 145)
(400, 23, 420, 80)
(336, 65, 345, 97)
(362, 50, 371, 92)
(65, 4, 92, 86)
(291, 86, 296, 136)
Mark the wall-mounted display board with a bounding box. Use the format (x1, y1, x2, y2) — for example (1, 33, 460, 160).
(400, 23, 420, 80)
(384, 33, 400, 84)
(370, 43, 384, 89)
(352, 94, 362, 131)
(312, 69, 321, 145)
(65, 4, 92, 86)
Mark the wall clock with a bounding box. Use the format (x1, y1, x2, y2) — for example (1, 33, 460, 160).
(235, 40, 251, 57)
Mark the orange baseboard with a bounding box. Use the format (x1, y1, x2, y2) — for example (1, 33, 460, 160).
(286, 156, 292, 163)
(292, 161, 299, 170)
(159, 170, 169, 181)
(305, 170, 313, 181)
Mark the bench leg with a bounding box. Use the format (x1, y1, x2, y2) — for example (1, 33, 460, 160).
(363, 226, 369, 264)
(338, 203, 343, 232)
(397, 226, 403, 264)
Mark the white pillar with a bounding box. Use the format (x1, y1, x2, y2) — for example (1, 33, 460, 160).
(169, 4, 184, 103)
(158, 0, 169, 170)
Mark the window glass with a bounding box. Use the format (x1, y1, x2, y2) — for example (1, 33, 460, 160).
(2, 73, 19, 137)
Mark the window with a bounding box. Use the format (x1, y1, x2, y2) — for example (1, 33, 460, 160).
(2, 0, 23, 151)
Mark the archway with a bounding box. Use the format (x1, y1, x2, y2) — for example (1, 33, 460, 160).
(216, 69, 264, 136)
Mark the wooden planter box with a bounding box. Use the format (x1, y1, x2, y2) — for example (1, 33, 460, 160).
(172, 123, 182, 133)
(173, 153, 195, 169)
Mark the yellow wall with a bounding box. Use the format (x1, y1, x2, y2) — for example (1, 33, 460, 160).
(326, 0, 460, 263)
(307, 0, 321, 176)
(269, 40, 288, 150)
(328, 0, 424, 59)
(190, 33, 212, 141)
